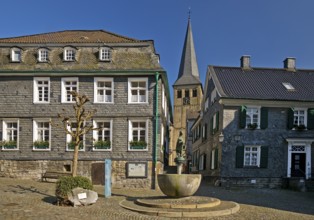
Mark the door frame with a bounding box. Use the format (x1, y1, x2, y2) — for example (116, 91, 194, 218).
(286, 138, 313, 179)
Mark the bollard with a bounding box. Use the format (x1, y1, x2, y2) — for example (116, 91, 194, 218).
(104, 159, 111, 198)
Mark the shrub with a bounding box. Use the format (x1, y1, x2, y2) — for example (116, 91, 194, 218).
(55, 176, 93, 198)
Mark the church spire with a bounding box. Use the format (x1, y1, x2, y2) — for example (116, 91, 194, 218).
(174, 16, 201, 86)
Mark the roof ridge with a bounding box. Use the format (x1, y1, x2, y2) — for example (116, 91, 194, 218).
(0, 29, 141, 41)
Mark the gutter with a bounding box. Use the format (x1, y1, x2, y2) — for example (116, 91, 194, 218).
(154, 72, 159, 189)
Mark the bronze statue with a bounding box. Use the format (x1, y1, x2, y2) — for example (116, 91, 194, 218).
(176, 131, 185, 157)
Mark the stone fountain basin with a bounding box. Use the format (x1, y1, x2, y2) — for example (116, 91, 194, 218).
(157, 174, 202, 198)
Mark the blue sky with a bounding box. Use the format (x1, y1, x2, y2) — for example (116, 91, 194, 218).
(1, 0, 314, 99)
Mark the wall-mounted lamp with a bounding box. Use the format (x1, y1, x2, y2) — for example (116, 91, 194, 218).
(219, 132, 224, 143)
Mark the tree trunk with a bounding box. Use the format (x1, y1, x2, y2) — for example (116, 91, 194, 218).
(72, 143, 79, 177)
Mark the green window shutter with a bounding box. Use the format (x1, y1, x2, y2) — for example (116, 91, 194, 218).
(236, 145, 244, 168)
(239, 106, 247, 129)
(260, 107, 268, 129)
(205, 123, 208, 139)
(260, 146, 268, 168)
(287, 108, 294, 129)
(307, 109, 314, 130)
(215, 112, 219, 132)
(203, 154, 207, 170)
(214, 148, 218, 169)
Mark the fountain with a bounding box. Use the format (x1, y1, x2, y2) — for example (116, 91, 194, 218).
(120, 131, 240, 218)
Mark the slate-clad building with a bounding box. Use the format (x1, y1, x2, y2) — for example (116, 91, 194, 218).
(0, 30, 172, 188)
(192, 56, 314, 188)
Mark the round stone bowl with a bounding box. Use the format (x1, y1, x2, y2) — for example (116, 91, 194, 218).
(157, 174, 202, 198)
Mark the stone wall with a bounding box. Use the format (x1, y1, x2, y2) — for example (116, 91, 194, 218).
(0, 159, 163, 189)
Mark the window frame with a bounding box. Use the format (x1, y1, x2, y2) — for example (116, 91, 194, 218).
(94, 77, 114, 104)
(33, 77, 50, 104)
(33, 119, 51, 151)
(128, 119, 148, 151)
(2, 120, 19, 150)
(38, 48, 49, 62)
(244, 145, 261, 167)
(99, 47, 111, 61)
(92, 120, 112, 151)
(63, 47, 76, 61)
(11, 47, 22, 62)
(128, 78, 148, 104)
(177, 90, 182, 99)
(245, 106, 261, 129)
(293, 108, 307, 128)
(61, 77, 79, 103)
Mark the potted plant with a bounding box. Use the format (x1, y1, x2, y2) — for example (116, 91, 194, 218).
(129, 140, 147, 150)
(2, 140, 17, 149)
(67, 141, 84, 150)
(293, 124, 306, 131)
(93, 140, 111, 149)
(247, 123, 257, 130)
(33, 140, 49, 149)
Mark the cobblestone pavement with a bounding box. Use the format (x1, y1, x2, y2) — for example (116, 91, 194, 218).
(0, 178, 314, 220)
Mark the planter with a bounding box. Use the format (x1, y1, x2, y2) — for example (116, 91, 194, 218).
(157, 174, 201, 198)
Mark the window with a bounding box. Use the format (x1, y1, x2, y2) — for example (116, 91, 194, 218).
(293, 108, 307, 127)
(38, 48, 49, 62)
(185, 89, 189, 98)
(93, 120, 112, 151)
(34, 77, 50, 103)
(66, 122, 84, 151)
(204, 98, 209, 112)
(99, 47, 111, 61)
(64, 47, 76, 61)
(61, 77, 78, 103)
(193, 89, 197, 97)
(2, 120, 19, 150)
(211, 148, 218, 169)
(244, 146, 261, 167)
(128, 78, 148, 103)
(177, 90, 182, 98)
(33, 120, 50, 150)
(282, 82, 295, 91)
(128, 120, 148, 150)
(11, 48, 21, 62)
(211, 112, 219, 134)
(94, 78, 113, 103)
(162, 84, 165, 110)
(161, 125, 164, 153)
(199, 154, 206, 171)
(211, 88, 217, 104)
(246, 107, 260, 128)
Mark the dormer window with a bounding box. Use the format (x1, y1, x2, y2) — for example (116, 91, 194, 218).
(64, 47, 76, 61)
(11, 48, 22, 62)
(38, 48, 49, 62)
(99, 47, 111, 61)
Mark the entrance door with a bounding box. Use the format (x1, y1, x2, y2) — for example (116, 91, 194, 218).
(91, 163, 105, 185)
(291, 153, 306, 177)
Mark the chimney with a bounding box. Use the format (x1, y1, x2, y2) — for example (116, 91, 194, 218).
(240, 55, 251, 69)
(283, 57, 296, 70)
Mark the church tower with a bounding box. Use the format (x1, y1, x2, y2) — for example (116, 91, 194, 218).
(170, 18, 203, 165)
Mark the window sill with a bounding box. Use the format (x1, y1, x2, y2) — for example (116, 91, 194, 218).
(128, 102, 149, 105)
(243, 166, 260, 169)
(93, 148, 112, 151)
(33, 101, 50, 104)
(33, 148, 50, 151)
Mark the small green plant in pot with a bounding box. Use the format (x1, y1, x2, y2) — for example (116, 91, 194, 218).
(93, 140, 111, 149)
(33, 140, 49, 149)
(129, 140, 147, 150)
(1, 140, 17, 149)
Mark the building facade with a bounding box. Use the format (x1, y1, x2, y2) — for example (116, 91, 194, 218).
(192, 56, 314, 188)
(0, 30, 172, 189)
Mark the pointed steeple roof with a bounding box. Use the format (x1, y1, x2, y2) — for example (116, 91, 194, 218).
(174, 18, 201, 86)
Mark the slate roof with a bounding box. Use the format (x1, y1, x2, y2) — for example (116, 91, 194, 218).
(0, 30, 142, 44)
(174, 19, 201, 86)
(211, 66, 314, 102)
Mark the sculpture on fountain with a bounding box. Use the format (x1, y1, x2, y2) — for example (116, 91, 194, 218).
(158, 131, 201, 197)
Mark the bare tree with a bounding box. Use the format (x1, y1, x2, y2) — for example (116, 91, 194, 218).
(54, 91, 99, 177)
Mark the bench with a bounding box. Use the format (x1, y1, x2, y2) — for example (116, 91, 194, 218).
(42, 171, 72, 182)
